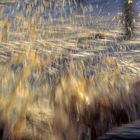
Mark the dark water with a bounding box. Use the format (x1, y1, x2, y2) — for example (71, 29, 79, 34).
(99, 120, 140, 140)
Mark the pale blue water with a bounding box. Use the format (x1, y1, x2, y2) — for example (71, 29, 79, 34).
(1, 0, 140, 19)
